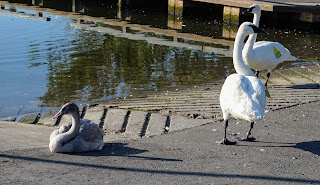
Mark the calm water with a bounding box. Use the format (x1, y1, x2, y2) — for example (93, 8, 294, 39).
(0, 0, 319, 117)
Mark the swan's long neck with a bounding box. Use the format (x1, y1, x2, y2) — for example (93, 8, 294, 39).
(244, 11, 261, 52)
(252, 11, 261, 27)
(234, 30, 255, 76)
(67, 111, 81, 140)
(57, 110, 81, 144)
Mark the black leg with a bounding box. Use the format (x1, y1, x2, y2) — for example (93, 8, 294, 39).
(265, 72, 271, 87)
(235, 122, 256, 142)
(223, 120, 228, 142)
(216, 120, 236, 145)
(255, 71, 260, 78)
(246, 122, 254, 139)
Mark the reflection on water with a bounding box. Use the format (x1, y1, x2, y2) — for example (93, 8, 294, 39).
(40, 28, 227, 107)
(0, 0, 319, 115)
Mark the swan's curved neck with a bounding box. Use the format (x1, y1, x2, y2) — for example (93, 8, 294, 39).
(57, 109, 81, 144)
(244, 12, 261, 51)
(234, 30, 255, 76)
(252, 11, 261, 27)
(68, 111, 81, 139)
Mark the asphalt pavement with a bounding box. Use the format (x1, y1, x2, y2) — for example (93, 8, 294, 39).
(0, 100, 319, 184)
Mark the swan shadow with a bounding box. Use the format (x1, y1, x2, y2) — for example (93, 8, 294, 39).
(238, 140, 320, 156)
(69, 143, 183, 162)
(295, 140, 320, 156)
(289, 83, 320, 89)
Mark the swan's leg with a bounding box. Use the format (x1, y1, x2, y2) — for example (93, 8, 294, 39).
(216, 120, 236, 145)
(235, 122, 255, 141)
(255, 70, 260, 78)
(223, 120, 228, 142)
(245, 122, 254, 139)
(265, 72, 271, 87)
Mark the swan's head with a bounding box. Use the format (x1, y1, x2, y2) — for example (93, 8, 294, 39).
(53, 102, 79, 119)
(238, 22, 267, 36)
(243, 4, 261, 15)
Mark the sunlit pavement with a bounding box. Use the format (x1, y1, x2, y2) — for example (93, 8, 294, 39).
(0, 100, 319, 184)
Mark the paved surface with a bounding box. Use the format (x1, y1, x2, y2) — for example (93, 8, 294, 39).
(0, 100, 319, 184)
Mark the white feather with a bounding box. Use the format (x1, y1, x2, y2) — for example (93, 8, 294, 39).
(220, 74, 265, 122)
(218, 22, 266, 144)
(243, 5, 296, 73)
(49, 103, 104, 153)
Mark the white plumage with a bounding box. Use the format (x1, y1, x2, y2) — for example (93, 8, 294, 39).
(242, 5, 296, 85)
(49, 103, 104, 153)
(220, 74, 265, 122)
(218, 22, 266, 145)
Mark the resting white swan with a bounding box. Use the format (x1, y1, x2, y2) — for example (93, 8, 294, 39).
(242, 5, 296, 86)
(218, 22, 267, 145)
(49, 103, 104, 153)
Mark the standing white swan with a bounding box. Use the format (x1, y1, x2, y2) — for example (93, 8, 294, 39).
(218, 22, 267, 145)
(242, 5, 296, 86)
(49, 102, 104, 153)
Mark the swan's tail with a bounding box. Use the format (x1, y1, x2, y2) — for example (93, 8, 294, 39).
(286, 55, 298, 61)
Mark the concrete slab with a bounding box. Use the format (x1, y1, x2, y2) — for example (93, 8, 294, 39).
(266, 72, 293, 86)
(16, 112, 39, 123)
(169, 115, 211, 132)
(37, 105, 87, 126)
(37, 107, 67, 126)
(293, 66, 320, 83)
(0, 121, 55, 152)
(146, 113, 168, 136)
(104, 109, 128, 132)
(82, 106, 106, 127)
(304, 64, 320, 75)
(277, 69, 314, 85)
(126, 111, 148, 136)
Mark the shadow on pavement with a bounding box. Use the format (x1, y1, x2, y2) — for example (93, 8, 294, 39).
(0, 152, 319, 184)
(69, 143, 183, 162)
(295, 140, 320, 156)
(238, 140, 320, 156)
(289, 84, 320, 89)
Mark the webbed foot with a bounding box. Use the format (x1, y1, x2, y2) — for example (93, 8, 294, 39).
(235, 136, 256, 142)
(216, 139, 236, 145)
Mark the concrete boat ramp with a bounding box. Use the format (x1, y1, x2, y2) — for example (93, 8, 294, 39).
(1, 64, 319, 142)
(0, 75, 320, 184)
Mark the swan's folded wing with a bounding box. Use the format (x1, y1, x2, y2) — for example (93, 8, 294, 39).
(247, 76, 266, 110)
(79, 120, 104, 141)
(254, 41, 294, 61)
(220, 74, 265, 122)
